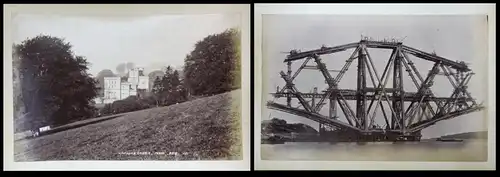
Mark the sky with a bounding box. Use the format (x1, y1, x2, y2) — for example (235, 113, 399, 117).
(262, 15, 489, 138)
(11, 13, 241, 76)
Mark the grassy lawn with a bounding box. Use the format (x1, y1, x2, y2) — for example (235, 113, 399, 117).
(14, 89, 242, 161)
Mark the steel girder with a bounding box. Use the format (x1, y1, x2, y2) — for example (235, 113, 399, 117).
(284, 40, 470, 72)
(268, 40, 484, 136)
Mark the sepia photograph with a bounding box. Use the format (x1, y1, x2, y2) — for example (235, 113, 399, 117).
(255, 4, 495, 170)
(4, 4, 250, 170)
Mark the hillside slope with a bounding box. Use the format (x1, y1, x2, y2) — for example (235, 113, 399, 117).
(262, 118, 318, 134)
(14, 90, 242, 161)
(439, 131, 488, 140)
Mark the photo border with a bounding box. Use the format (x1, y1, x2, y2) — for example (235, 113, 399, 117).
(3, 4, 251, 171)
(253, 3, 496, 170)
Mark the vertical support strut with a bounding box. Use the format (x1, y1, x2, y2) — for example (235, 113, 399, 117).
(313, 87, 321, 132)
(392, 47, 405, 133)
(330, 92, 337, 120)
(399, 48, 405, 133)
(287, 61, 292, 107)
(357, 44, 367, 130)
(312, 87, 317, 109)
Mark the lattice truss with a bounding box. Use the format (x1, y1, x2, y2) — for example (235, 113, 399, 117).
(267, 40, 485, 135)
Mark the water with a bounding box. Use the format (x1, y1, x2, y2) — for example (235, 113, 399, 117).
(261, 139, 488, 161)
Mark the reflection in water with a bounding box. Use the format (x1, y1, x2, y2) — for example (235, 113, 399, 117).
(261, 139, 487, 161)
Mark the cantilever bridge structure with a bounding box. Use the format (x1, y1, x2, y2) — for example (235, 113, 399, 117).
(267, 40, 485, 142)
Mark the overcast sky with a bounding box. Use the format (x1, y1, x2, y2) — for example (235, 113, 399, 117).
(12, 13, 240, 76)
(262, 15, 489, 138)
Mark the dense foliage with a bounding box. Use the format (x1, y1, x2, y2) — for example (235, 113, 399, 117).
(183, 28, 241, 96)
(148, 70, 165, 89)
(152, 66, 188, 106)
(262, 118, 318, 134)
(13, 35, 98, 131)
(99, 96, 142, 116)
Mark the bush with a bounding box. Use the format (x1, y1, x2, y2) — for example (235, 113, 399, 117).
(263, 118, 318, 134)
(98, 95, 162, 116)
(138, 96, 157, 109)
(99, 104, 113, 116)
(112, 99, 141, 113)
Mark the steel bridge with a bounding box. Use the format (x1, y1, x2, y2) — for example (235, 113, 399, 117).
(266, 39, 484, 142)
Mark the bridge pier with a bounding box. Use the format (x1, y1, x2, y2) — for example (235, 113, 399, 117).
(357, 43, 368, 130)
(393, 47, 405, 133)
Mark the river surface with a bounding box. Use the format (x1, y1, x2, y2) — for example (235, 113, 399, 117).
(261, 139, 488, 161)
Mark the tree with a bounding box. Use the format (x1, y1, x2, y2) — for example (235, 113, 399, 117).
(13, 35, 98, 130)
(115, 62, 136, 77)
(13, 51, 24, 119)
(126, 62, 135, 71)
(116, 63, 127, 76)
(165, 70, 186, 104)
(152, 66, 187, 106)
(183, 28, 241, 96)
(100, 104, 113, 116)
(152, 76, 163, 106)
(159, 66, 175, 105)
(137, 95, 156, 109)
(148, 70, 164, 90)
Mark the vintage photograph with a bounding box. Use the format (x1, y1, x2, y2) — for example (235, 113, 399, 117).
(9, 6, 244, 162)
(260, 14, 491, 162)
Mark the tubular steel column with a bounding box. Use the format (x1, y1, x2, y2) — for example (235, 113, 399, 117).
(393, 47, 405, 133)
(398, 48, 405, 133)
(313, 87, 321, 134)
(357, 44, 368, 130)
(330, 93, 338, 120)
(312, 87, 317, 108)
(287, 61, 292, 107)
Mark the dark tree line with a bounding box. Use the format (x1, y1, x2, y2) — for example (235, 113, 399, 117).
(151, 66, 187, 106)
(262, 118, 318, 134)
(13, 35, 99, 132)
(100, 95, 151, 115)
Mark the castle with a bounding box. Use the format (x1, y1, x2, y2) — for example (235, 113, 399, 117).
(98, 67, 149, 104)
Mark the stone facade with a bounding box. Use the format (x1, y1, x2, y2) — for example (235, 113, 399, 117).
(102, 67, 149, 104)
